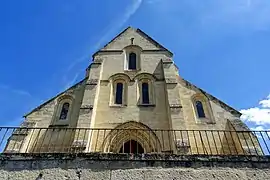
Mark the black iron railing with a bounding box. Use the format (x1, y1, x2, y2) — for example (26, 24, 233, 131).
(0, 127, 269, 156)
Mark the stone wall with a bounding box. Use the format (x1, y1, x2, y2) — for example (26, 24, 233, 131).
(0, 154, 269, 180)
(9, 27, 252, 155)
(24, 80, 86, 128)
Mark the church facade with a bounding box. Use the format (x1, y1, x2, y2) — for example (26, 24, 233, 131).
(4, 27, 258, 155)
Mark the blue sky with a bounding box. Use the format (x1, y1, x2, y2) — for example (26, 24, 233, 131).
(0, 0, 270, 130)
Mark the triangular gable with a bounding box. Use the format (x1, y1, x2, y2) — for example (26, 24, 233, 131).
(136, 28, 172, 54)
(92, 26, 173, 57)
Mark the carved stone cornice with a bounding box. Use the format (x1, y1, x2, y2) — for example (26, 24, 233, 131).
(86, 79, 98, 85)
(169, 104, 182, 108)
(165, 78, 178, 84)
(162, 58, 173, 64)
(80, 105, 93, 110)
(94, 57, 103, 63)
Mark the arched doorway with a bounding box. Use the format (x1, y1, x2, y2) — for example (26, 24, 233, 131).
(101, 121, 162, 153)
(119, 140, 144, 153)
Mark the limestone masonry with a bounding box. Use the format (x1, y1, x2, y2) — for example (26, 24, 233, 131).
(4, 27, 258, 155)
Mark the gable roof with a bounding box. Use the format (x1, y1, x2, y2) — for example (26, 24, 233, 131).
(178, 77, 242, 117)
(23, 78, 87, 117)
(92, 26, 173, 58)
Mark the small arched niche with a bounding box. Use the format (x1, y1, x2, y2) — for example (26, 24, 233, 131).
(51, 94, 74, 126)
(123, 45, 142, 71)
(191, 93, 215, 124)
(108, 73, 131, 107)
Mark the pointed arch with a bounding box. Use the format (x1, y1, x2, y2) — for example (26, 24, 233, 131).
(101, 121, 162, 153)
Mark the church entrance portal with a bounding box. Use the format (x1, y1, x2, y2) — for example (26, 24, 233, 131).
(119, 140, 144, 153)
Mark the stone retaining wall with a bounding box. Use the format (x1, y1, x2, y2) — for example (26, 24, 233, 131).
(0, 153, 269, 180)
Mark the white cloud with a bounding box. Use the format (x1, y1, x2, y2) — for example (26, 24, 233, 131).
(240, 94, 270, 125)
(250, 126, 270, 139)
(259, 94, 270, 108)
(250, 126, 269, 131)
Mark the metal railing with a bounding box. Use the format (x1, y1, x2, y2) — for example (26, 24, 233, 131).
(0, 127, 269, 156)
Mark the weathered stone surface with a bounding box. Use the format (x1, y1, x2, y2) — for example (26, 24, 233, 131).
(21, 26, 243, 132)
(0, 154, 269, 180)
(8, 27, 251, 155)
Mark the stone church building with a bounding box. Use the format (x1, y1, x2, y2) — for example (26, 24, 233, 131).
(5, 27, 258, 155)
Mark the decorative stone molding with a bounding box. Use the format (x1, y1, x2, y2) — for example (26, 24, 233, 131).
(162, 58, 173, 63)
(134, 73, 156, 81)
(109, 73, 131, 82)
(89, 63, 101, 69)
(80, 105, 93, 109)
(93, 50, 123, 58)
(94, 57, 103, 63)
(102, 121, 162, 153)
(163, 64, 171, 68)
(57, 93, 74, 102)
(48, 124, 69, 127)
(100, 80, 109, 86)
(170, 105, 182, 113)
(86, 79, 98, 85)
(169, 104, 182, 108)
(137, 104, 155, 107)
(80, 105, 93, 115)
(165, 78, 178, 84)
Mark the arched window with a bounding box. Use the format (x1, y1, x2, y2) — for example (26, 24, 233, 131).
(128, 52, 136, 70)
(115, 82, 123, 104)
(59, 102, 70, 120)
(142, 82, 150, 104)
(195, 101, 206, 118)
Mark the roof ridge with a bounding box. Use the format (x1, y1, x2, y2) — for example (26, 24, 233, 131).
(92, 26, 173, 58)
(178, 76, 241, 117)
(23, 78, 87, 117)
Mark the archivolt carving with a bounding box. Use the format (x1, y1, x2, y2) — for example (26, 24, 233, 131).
(123, 44, 143, 51)
(57, 94, 74, 103)
(108, 73, 131, 82)
(101, 121, 161, 153)
(133, 73, 157, 81)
